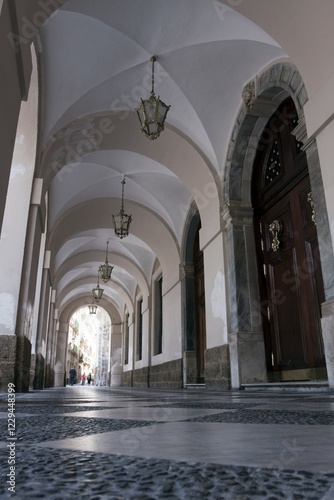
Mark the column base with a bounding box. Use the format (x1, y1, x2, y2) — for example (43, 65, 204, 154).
(204, 344, 231, 389)
(183, 351, 197, 385)
(229, 331, 267, 388)
(33, 353, 45, 389)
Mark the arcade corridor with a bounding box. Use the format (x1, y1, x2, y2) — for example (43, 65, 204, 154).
(2, 1, 334, 497)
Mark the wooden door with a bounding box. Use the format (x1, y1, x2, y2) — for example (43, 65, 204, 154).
(194, 223, 206, 383)
(253, 98, 326, 380)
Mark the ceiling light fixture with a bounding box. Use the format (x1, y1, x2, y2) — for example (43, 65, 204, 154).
(92, 270, 104, 302)
(112, 177, 132, 239)
(136, 56, 170, 140)
(88, 299, 98, 315)
(99, 240, 113, 283)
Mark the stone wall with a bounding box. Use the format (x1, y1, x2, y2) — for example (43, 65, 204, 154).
(149, 359, 183, 388)
(45, 364, 54, 388)
(133, 367, 149, 387)
(204, 344, 231, 389)
(15, 336, 31, 392)
(183, 350, 197, 384)
(0, 336, 17, 391)
(33, 353, 45, 390)
(121, 370, 133, 386)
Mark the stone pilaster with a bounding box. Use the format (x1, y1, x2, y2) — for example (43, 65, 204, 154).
(304, 140, 334, 299)
(183, 350, 197, 385)
(222, 202, 267, 388)
(110, 323, 123, 387)
(321, 301, 334, 388)
(33, 353, 45, 389)
(15, 335, 31, 392)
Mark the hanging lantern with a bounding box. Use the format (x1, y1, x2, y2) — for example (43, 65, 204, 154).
(99, 240, 113, 283)
(136, 56, 170, 140)
(92, 270, 104, 302)
(112, 177, 132, 239)
(88, 300, 98, 315)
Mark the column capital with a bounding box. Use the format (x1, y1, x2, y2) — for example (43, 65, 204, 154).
(222, 201, 253, 230)
(179, 262, 194, 280)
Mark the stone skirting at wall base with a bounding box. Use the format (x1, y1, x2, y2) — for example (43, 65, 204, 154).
(204, 344, 231, 389)
(29, 353, 36, 389)
(121, 370, 133, 386)
(45, 364, 54, 388)
(15, 336, 31, 392)
(149, 359, 183, 388)
(183, 350, 197, 385)
(0, 335, 17, 391)
(33, 353, 45, 389)
(133, 367, 149, 387)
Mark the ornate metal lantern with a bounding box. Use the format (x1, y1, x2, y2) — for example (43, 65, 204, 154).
(92, 270, 104, 302)
(88, 300, 98, 315)
(136, 56, 170, 140)
(112, 177, 132, 239)
(99, 240, 113, 283)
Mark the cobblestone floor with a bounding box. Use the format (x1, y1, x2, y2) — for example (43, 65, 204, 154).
(0, 386, 334, 499)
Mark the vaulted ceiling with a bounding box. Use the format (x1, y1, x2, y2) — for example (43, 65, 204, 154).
(36, 0, 288, 317)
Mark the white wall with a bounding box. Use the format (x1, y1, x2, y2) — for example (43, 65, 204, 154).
(202, 231, 228, 349)
(151, 281, 182, 365)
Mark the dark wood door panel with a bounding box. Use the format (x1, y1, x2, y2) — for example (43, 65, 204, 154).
(304, 238, 326, 365)
(268, 248, 308, 369)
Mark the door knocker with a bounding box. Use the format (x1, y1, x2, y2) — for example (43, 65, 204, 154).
(268, 219, 283, 252)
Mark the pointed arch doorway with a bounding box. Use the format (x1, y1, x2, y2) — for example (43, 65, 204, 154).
(193, 220, 206, 383)
(183, 212, 207, 385)
(252, 98, 327, 381)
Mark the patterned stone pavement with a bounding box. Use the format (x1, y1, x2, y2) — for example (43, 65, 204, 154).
(0, 385, 334, 499)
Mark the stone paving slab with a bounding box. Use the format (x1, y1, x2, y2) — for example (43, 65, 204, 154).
(38, 421, 334, 474)
(0, 416, 153, 444)
(52, 407, 235, 422)
(248, 402, 334, 412)
(187, 409, 334, 425)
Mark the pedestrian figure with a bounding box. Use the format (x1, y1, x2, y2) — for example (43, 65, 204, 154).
(87, 373, 92, 385)
(81, 373, 86, 385)
(69, 367, 76, 386)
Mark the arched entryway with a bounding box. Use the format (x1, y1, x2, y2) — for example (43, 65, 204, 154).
(193, 220, 206, 383)
(182, 210, 207, 385)
(252, 98, 327, 381)
(223, 61, 334, 388)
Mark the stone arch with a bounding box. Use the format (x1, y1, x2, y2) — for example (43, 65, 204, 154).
(222, 61, 334, 388)
(55, 296, 122, 387)
(224, 62, 308, 205)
